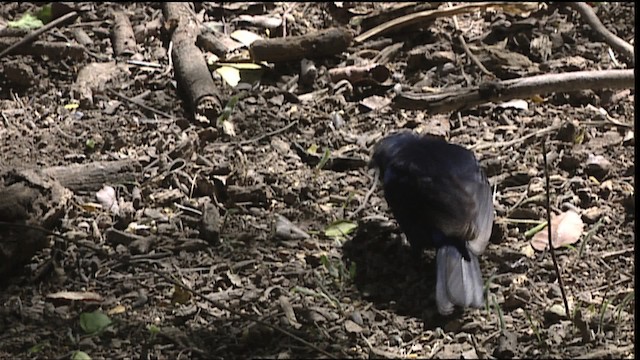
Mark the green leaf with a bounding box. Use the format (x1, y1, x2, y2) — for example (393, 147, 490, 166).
(148, 324, 160, 335)
(36, 4, 53, 23)
(8, 13, 44, 30)
(324, 220, 357, 239)
(216, 95, 240, 124)
(315, 148, 331, 170)
(28, 341, 49, 354)
(72, 350, 92, 360)
(306, 144, 318, 154)
(86, 138, 96, 150)
(79, 311, 112, 335)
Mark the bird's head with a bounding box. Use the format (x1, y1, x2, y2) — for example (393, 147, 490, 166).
(369, 131, 416, 172)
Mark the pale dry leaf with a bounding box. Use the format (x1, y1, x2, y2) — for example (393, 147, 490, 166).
(531, 210, 584, 251)
(230, 29, 263, 47)
(96, 185, 119, 214)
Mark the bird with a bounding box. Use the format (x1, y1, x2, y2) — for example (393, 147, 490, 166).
(370, 131, 494, 315)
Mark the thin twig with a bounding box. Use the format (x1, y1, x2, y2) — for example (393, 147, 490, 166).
(349, 170, 378, 219)
(597, 247, 634, 259)
(471, 125, 560, 151)
(448, 3, 493, 77)
(0, 11, 79, 59)
(237, 120, 299, 145)
(106, 88, 173, 119)
(355, 2, 495, 43)
(542, 138, 570, 317)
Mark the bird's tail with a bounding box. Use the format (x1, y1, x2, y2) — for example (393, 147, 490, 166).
(436, 245, 485, 315)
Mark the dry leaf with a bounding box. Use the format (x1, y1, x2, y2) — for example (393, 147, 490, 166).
(96, 185, 119, 214)
(230, 29, 263, 47)
(531, 210, 584, 251)
(344, 319, 363, 333)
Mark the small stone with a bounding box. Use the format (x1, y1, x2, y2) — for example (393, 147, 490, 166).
(585, 154, 611, 179)
(582, 207, 603, 223)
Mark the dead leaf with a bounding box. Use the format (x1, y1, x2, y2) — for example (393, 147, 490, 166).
(96, 185, 119, 214)
(230, 29, 263, 47)
(279, 295, 301, 329)
(359, 95, 391, 111)
(344, 319, 363, 333)
(226, 270, 242, 287)
(171, 284, 192, 305)
(531, 210, 584, 251)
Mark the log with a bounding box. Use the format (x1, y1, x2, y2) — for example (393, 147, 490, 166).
(0, 169, 72, 276)
(43, 159, 140, 193)
(163, 2, 222, 122)
(0, 159, 140, 276)
(249, 28, 352, 62)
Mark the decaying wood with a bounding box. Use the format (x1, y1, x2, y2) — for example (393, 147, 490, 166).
(43, 159, 141, 193)
(249, 28, 353, 62)
(163, 2, 222, 122)
(328, 63, 390, 85)
(0, 38, 85, 60)
(394, 69, 635, 114)
(112, 11, 137, 56)
(0, 169, 72, 276)
(0, 159, 141, 276)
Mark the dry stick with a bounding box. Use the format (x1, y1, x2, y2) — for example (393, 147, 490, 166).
(395, 69, 635, 113)
(112, 11, 137, 56)
(577, 344, 634, 360)
(566, 2, 634, 65)
(355, 2, 495, 43)
(106, 88, 173, 119)
(0, 11, 79, 59)
(142, 265, 338, 359)
(349, 171, 378, 220)
(448, 3, 493, 77)
(236, 120, 299, 145)
(471, 124, 560, 151)
(598, 247, 634, 259)
(542, 138, 570, 317)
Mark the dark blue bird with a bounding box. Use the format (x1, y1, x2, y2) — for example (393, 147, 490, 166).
(370, 131, 494, 315)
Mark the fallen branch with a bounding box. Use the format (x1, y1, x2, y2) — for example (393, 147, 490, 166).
(0, 38, 85, 60)
(43, 159, 141, 193)
(565, 2, 634, 66)
(0, 10, 79, 59)
(112, 11, 137, 56)
(355, 2, 494, 43)
(394, 69, 635, 113)
(163, 2, 222, 122)
(250, 27, 352, 62)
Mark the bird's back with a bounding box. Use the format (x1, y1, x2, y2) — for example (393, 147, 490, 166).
(371, 132, 492, 256)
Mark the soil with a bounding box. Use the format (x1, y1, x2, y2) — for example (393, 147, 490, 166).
(0, 2, 634, 359)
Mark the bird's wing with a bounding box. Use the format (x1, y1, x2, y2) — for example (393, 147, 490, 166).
(409, 160, 492, 251)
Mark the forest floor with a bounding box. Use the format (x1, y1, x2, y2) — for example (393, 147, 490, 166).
(0, 2, 635, 359)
